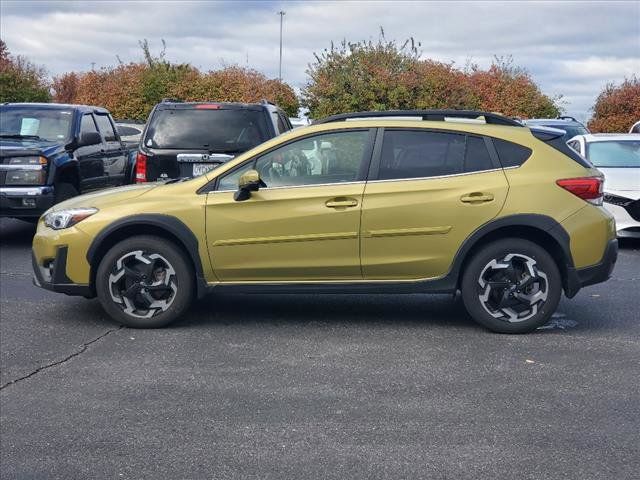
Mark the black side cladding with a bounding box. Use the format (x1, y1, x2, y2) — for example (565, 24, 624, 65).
(530, 127, 593, 168)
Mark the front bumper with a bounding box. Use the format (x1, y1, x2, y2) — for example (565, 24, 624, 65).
(565, 239, 618, 298)
(0, 186, 54, 218)
(32, 246, 94, 297)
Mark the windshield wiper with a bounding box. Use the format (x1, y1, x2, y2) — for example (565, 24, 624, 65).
(0, 134, 42, 140)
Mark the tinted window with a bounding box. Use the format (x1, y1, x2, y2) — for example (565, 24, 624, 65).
(80, 114, 98, 135)
(465, 136, 494, 172)
(586, 141, 640, 168)
(493, 138, 532, 167)
(378, 130, 466, 180)
(217, 130, 370, 189)
(94, 114, 117, 142)
(145, 108, 270, 151)
(0, 107, 73, 142)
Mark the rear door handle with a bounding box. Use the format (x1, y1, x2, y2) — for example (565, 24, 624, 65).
(460, 192, 494, 203)
(325, 197, 359, 208)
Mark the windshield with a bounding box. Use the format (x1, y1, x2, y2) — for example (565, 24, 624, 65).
(0, 107, 74, 142)
(587, 140, 640, 168)
(144, 108, 270, 151)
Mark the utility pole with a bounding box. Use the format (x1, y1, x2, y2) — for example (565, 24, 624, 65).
(277, 10, 285, 82)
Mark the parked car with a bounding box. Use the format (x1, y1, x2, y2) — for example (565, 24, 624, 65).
(135, 99, 293, 182)
(567, 133, 639, 238)
(524, 116, 589, 141)
(630, 121, 640, 134)
(32, 109, 617, 334)
(1, 103, 136, 221)
(115, 120, 145, 147)
(289, 117, 310, 128)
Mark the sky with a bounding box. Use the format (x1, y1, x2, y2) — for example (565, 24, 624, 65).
(1, 0, 638, 121)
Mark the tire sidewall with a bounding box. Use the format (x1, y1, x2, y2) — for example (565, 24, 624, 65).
(461, 238, 562, 334)
(95, 235, 194, 328)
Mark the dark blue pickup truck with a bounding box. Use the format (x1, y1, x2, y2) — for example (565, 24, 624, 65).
(0, 103, 136, 220)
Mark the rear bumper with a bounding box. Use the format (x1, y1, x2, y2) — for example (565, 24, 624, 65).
(565, 239, 618, 298)
(0, 186, 54, 218)
(32, 247, 94, 297)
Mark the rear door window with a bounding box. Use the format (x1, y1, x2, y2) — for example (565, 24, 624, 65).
(377, 130, 495, 180)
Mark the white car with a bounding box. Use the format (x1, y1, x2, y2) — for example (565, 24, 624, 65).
(568, 134, 640, 238)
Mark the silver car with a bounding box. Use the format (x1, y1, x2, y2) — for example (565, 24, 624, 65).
(568, 134, 640, 238)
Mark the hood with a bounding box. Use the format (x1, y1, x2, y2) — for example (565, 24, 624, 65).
(599, 167, 640, 200)
(0, 139, 65, 159)
(50, 183, 160, 212)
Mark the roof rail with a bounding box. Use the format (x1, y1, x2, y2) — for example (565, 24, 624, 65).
(161, 98, 183, 103)
(261, 99, 276, 106)
(557, 115, 577, 122)
(313, 110, 524, 127)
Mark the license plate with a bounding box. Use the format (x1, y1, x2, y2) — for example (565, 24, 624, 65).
(192, 163, 217, 177)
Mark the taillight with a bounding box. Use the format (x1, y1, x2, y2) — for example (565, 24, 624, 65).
(556, 177, 603, 205)
(135, 151, 147, 183)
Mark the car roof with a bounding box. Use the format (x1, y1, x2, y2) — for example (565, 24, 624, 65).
(570, 133, 640, 143)
(1, 102, 109, 115)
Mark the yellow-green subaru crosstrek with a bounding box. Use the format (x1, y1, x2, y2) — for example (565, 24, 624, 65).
(32, 109, 618, 333)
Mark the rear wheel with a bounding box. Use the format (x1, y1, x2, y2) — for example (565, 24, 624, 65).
(95, 235, 194, 328)
(461, 238, 562, 333)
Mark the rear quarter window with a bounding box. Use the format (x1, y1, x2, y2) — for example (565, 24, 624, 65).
(492, 138, 532, 168)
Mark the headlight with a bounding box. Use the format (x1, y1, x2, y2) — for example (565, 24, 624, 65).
(8, 156, 47, 165)
(44, 208, 98, 230)
(5, 169, 46, 185)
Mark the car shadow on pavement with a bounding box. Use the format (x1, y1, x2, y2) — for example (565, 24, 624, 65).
(179, 292, 480, 331)
(0, 218, 36, 246)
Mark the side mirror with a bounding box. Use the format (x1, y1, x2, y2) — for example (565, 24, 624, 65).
(78, 131, 102, 147)
(234, 169, 264, 201)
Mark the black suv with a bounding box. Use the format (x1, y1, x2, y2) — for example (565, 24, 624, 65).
(135, 100, 293, 182)
(523, 116, 590, 141)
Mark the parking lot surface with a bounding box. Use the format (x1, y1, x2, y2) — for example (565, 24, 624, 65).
(1, 217, 639, 479)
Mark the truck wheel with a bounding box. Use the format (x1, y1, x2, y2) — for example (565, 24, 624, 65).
(54, 182, 78, 204)
(95, 235, 194, 328)
(460, 238, 562, 334)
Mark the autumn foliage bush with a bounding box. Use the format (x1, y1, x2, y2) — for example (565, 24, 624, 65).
(52, 58, 299, 121)
(0, 40, 51, 103)
(302, 37, 561, 119)
(588, 77, 640, 133)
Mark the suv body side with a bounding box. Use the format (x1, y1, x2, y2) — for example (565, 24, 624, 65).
(32, 119, 615, 296)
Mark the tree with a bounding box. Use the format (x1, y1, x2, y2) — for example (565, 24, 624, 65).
(0, 40, 51, 102)
(588, 77, 640, 133)
(467, 56, 561, 118)
(302, 35, 422, 118)
(51, 40, 299, 120)
(302, 34, 562, 120)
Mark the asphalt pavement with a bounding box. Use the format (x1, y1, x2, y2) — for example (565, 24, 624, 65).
(1, 217, 639, 480)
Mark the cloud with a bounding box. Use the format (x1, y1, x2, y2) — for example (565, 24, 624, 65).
(1, 0, 638, 120)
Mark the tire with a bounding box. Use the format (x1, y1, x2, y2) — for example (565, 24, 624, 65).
(95, 235, 194, 328)
(54, 182, 78, 204)
(460, 238, 562, 334)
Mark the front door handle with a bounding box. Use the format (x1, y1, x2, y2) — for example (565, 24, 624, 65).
(460, 192, 495, 203)
(325, 197, 359, 209)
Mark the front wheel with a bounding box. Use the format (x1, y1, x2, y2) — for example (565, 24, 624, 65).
(95, 235, 194, 328)
(460, 238, 562, 334)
